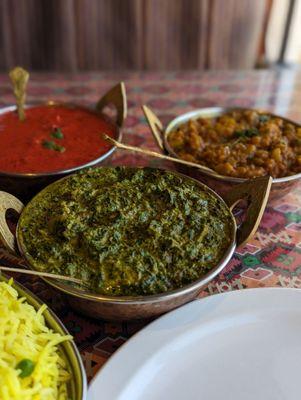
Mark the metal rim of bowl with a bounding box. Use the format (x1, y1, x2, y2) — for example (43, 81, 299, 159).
(0, 103, 122, 178)
(0, 274, 88, 400)
(16, 166, 237, 305)
(163, 106, 301, 184)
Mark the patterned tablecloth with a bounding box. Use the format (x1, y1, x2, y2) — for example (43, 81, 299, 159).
(1, 69, 301, 380)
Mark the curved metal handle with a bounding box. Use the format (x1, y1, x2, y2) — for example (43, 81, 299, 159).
(142, 105, 164, 150)
(0, 191, 24, 254)
(96, 82, 127, 127)
(223, 176, 272, 247)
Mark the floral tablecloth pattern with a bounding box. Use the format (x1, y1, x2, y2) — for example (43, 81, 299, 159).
(1, 69, 301, 380)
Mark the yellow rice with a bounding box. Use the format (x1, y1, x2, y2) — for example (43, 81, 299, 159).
(0, 278, 72, 400)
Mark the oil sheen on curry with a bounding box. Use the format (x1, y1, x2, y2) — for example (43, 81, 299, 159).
(0, 105, 116, 173)
(18, 167, 233, 296)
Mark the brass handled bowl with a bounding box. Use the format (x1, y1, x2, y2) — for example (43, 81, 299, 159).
(143, 106, 300, 202)
(0, 83, 127, 201)
(0, 274, 87, 399)
(0, 168, 272, 321)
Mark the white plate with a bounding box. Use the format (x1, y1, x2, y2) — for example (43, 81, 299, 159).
(88, 288, 301, 400)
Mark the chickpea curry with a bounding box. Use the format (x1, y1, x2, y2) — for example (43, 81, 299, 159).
(167, 109, 301, 179)
(18, 167, 233, 296)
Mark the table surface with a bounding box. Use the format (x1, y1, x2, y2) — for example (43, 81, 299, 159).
(1, 69, 301, 381)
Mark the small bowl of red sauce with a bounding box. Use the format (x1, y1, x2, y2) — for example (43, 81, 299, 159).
(0, 83, 126, 200)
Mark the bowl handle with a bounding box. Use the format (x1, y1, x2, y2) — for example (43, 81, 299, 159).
(223, 176, 272, 247)
(0, 191, 24, 254)
(96, 82, 127, 127)
(142, 105, 165, 151)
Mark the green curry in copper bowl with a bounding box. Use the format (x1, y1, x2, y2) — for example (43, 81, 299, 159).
(0, 166, 271, 320)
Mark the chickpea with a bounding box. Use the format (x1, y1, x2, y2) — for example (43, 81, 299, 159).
(188, 120, 196, 130)
(253, 158, 264, 166)
(237, 166, 247, 175)
(251, 136, 261, 145)
(179, 153, 197, 163)
(266, 159, 276, 169)
(199, 118, 212, 127)
(252, 168, 265, 177)
(248, 144, 256, 152)
(168, 130, 186, 149)
(271, 148, 282, 162)
(286, 123, 295, 131)
(261, 135, 271, 147)
(255, 150, 269, 159)
(273, 118, 283, 127)
(187, 131, 204, 150)
(215, 122, 227, 136)
(245, 111, 259, 125)
(215, 162, 234, 175)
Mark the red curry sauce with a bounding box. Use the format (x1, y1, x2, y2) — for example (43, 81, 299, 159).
(0, 105, 116, 173)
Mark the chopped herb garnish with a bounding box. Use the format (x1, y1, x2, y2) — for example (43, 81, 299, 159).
(42, 140, 56, 150)
(258, 114, 270, 123)
(233, 128, 259, 139)
(42, 140, 65, 153)
(16, 359, 35, 378)
(51, 127, 64, 139)
(54, 144, 65, 152)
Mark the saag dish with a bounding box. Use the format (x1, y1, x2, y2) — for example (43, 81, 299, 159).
(19, 167, 233, 296)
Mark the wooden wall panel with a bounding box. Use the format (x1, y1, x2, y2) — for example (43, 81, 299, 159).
(74, 0, 143, 70)
(208, 0, 267, 69)
(42, 0, 77, 71)
(0, 0, 33, 69)
(0, 0, 270, 71)
(143, 0, 209, 69)
(0, 0, 77, 70)
(0, 0, 13, 70)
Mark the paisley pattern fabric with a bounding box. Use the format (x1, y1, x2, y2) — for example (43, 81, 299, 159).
(0, 70, 301, 380)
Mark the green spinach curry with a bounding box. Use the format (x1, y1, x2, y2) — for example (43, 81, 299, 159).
(19, 167, 233, 296)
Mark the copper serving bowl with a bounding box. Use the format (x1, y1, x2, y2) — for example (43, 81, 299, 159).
(0, 167, 271, 321)
(0, 274, 87, 399)
(143, 106, 301, 202)
(0, 83, 127, 201)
